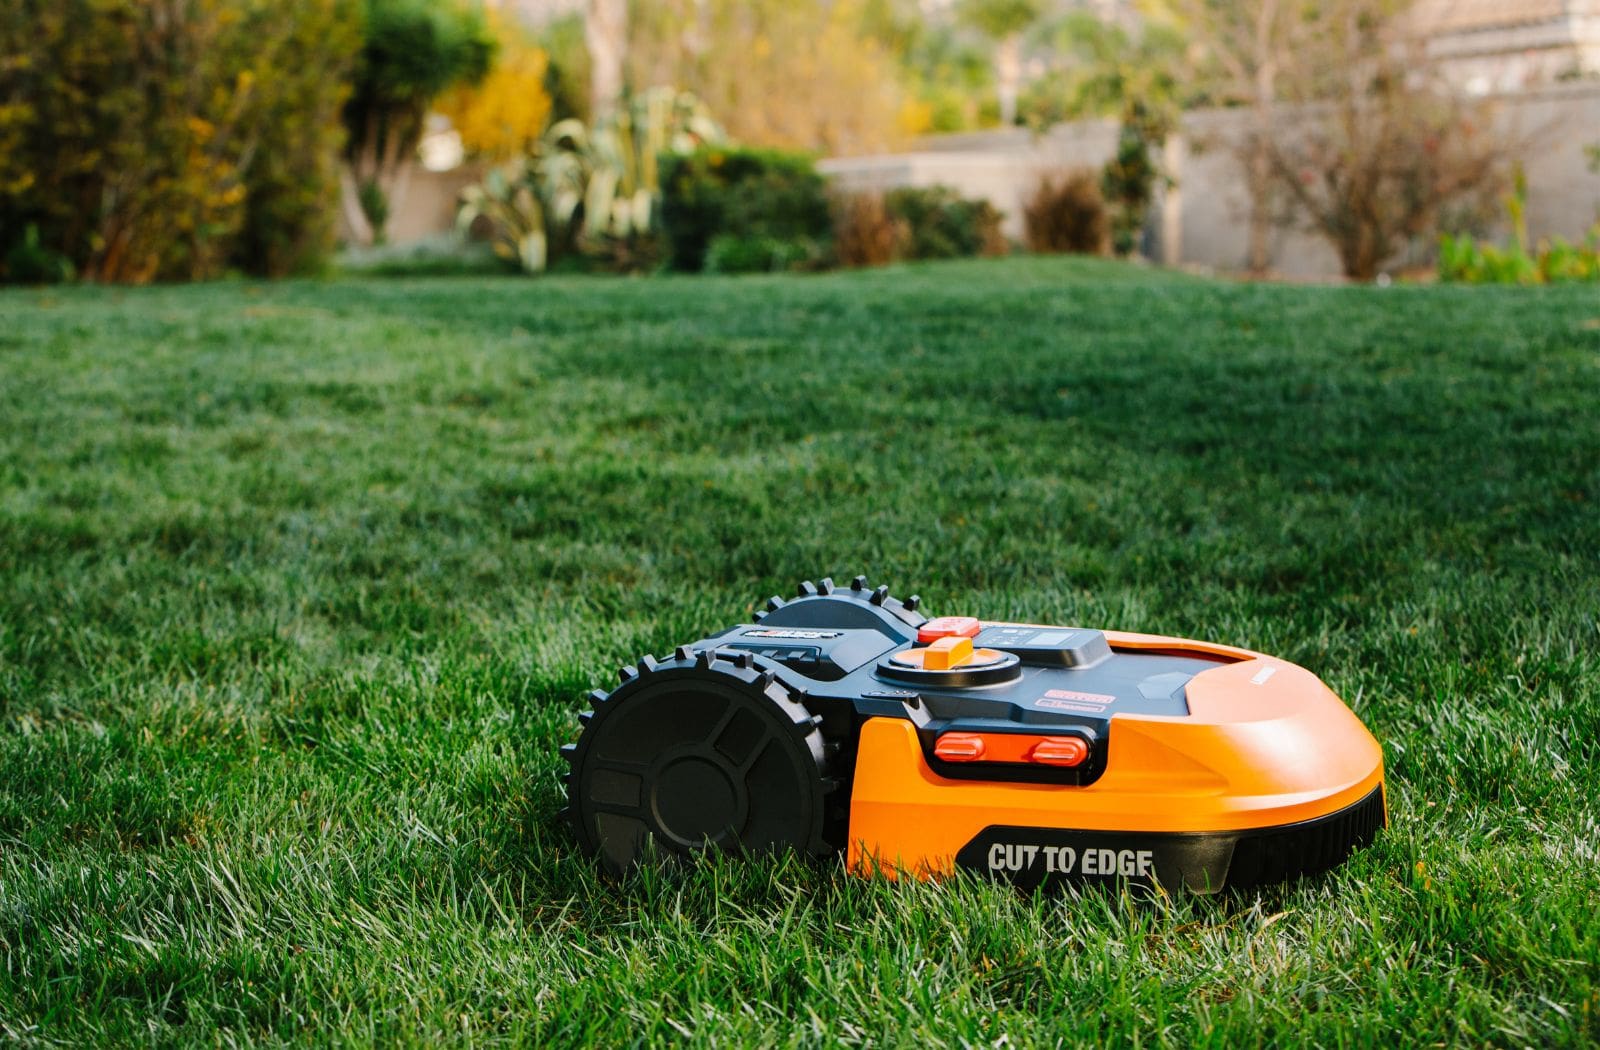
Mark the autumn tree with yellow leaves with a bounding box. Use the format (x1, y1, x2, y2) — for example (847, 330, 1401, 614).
(434, 14, 553, 163)
(628, 0, 910, 157)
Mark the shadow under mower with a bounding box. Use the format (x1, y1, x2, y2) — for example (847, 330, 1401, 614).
(562, 577, 1385, 894)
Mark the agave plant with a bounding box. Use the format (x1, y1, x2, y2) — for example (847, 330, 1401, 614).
(457, 161, 549, 272)
(458, 87, 721, 274)
(456, 147, 587, 273)
(580, 87, 722, 244)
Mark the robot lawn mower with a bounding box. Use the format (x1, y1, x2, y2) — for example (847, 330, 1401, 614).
(561, 577, 1385, 894)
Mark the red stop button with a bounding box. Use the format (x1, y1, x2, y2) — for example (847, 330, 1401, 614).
(917, 616, 982, 645)
(1030, 737, 1089, 767)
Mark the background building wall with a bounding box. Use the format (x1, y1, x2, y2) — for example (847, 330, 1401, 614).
(822, 83, 1600, 278)
(1415, 0, 1600, 94)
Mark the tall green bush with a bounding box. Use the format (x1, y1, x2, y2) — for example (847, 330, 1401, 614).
(538, 13, 591, 125)
(238, 1, 363, 276)
(1100, 100, 1170, 257)
(0, 0, 359, 283)
(659, 148, 832, 272)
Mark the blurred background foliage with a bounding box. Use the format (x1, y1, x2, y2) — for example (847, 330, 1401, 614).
(457, 86, 722, 274)
(1020, 12, 1187, 131)
(659, 146, 834, 273)
(536, 13, 594, 126)
(3, 0, 1592, 285)
(628, 0, 909, 156)
(0, 0, 360, 282)
(0, 0, 1246, 284)
(0, 0, 1020, 284)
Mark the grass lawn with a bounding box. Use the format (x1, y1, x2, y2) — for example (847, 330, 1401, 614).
(2, 255, 1598, 1045)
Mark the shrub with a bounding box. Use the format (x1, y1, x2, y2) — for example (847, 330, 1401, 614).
(830, 186, 1007, 269)
(1259, 2, 1511, 282)
(1023, 170, 1109, 255)
(1101, 101, 1170, 257)
(884, 185, 1007, 259)
(2, 225, 75, 284)
(1437, 172, 1600, 285)
(566, 88, 722, 272)
(704, 235, 819, 275)
(660, 147, 832, 272)
(458, 161, 560, 274)
(236, 0, 362, 277)
(0, 0, 359, 284)
(1439, 230, 1600, 285)
(831, 193, 906, 268)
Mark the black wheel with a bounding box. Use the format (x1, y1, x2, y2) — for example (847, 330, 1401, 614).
(563, 647, 836, 874)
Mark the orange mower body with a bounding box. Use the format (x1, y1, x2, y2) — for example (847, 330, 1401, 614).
(563, 578, 1385, 894)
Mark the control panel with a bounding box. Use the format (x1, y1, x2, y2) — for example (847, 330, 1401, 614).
(973, 625, 1112, 668)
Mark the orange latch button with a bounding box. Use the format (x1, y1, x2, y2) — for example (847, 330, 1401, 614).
(1029, 737, 1089, 767)
(922, 635, 974, 670)
(933, 733, 987, 762)
(917, 616, 982, 644)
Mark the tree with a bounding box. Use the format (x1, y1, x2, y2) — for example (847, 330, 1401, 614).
(341, 0, 493, 244)
(957, 0, 1043, 127)
(1156, 0, 1508, 279)
(538, 13, 592, 125)
(585, 0, 627, 122)
(1022, 12, 1186, 255)
(1153, 0, 1300, 274)
(1263, 2, 1510, 280)
(435, 13, 553, 162)
(1021, 11, 1186, 131)
(0, 0, 360, 283)
(627, 0, 908, 156)
(862, 0, 996, 135)
(235, 0, 364, 277)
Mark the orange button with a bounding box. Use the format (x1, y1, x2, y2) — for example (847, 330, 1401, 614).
(933, 733, 987, 762)
(917, 616, 982, 644)
(922, 635, 974, 670)
(1029, 737, 1089, 767)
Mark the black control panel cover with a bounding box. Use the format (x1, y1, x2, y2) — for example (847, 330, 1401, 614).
(974, 626, 1113, 667)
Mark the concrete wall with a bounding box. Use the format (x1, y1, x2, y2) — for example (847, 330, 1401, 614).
(823, 83, 1600, 279)
(819, 120, 1122, 247)
(1171, 107, 1345, 279)
(339, 164, 485, 247)
(1503, 84, 1600, 246)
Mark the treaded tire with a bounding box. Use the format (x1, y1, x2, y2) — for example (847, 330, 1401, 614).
(563, 648, 835, 874)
